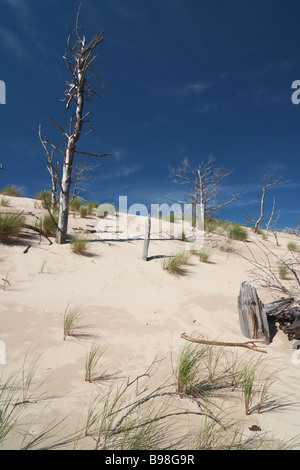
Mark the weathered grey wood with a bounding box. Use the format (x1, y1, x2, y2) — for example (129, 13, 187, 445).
(263, 298, 294, 317)
(283, 317, 300, 340)
(142, 214, 151, 261)
(237, 282, 270, 345)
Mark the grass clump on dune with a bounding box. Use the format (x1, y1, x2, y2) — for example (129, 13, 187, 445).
(162, 251, 190, 276)
(71, 236, 89, 255)
(198, 249, 211, 263)
(287, 242, 300, 253)
(35, 191, 52, 209)
(1, 185, 20, 197)
(228, 223, 248, 242)
(86, 201, 98, 216)
(0, 212, 24, 243)
(63, 306, 81, 340)
(70, 198, 82, 214)
(41, 214, 58, 237)
(85, 343, 107, 383)
(79, 206, 88, 218)
(278, 262, 288, 280)
(0, 197, 10, 207)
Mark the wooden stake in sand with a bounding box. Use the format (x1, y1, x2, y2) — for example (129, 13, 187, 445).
(142, 214, 151, 261)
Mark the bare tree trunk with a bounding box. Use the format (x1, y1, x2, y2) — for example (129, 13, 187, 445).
(254, 186, 267, 233)
(253, 175, 289, 233)
(142, 214, 151, 261)
(51, 177, 57, 213)
(40, 9, 110, 244)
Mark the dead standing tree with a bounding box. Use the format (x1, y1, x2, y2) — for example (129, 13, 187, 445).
(168, 156, 240, 228)
(246, 173, 289, 233)
(42, 10, 109, 244)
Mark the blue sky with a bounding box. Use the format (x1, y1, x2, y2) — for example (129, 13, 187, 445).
(0, 0, 299, 228)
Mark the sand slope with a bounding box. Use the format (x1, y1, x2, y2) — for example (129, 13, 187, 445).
(1, 196, 300, 449)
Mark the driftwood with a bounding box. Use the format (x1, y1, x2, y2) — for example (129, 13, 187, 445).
(267, 306, 300, 341)
(263, 298, 294, 317)
(181, 333, 267, 353)
(238, 281, 300, 346)
(238, 282, 270, 344)
(73, 227, 97, 234)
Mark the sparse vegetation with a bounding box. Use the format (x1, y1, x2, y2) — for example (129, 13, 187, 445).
(71, 236, 89, 255)
(219, 242, 234, 253)
(70, 198, 82, 213)
(162, 251, 190, 276)
(287, 242, 300, 253)
(228, 223, 248, 242)
(35, 191, 52, 210)
(41, 214, 58, 237)
(0, 198, 10, 207)
(278, 262, 288, 280)
(1, 186, 20, 197)
(85, 343, 107, 383)
(0, 212, 24, 243)
(198, 249, 211, 263)
(86, 201, 98, 216)
(63, 306, 81, 340)
(79, 206, 88, 218)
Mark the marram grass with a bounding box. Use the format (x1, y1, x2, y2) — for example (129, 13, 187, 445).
(71, 236, 89, 255)
(162, 251, 190, 276)
(0, 212, 24, 243)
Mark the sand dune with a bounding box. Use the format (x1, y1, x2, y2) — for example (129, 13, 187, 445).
(1, 196, 300, 449)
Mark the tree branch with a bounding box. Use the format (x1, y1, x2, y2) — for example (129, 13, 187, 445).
(180, 333, 267, 353)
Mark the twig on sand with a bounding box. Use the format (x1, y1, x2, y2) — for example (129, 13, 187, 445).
(22, 223, 53, 245)
(180, 333, 267, 354)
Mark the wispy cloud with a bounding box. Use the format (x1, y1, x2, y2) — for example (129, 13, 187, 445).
(3, 0, 33, 32)
(0, 27, 26, 59)
(113, 148, 126, 162)
(4, 0, 30, 14)
(99, 164, 141, 181)
(168, 81, 212, 97)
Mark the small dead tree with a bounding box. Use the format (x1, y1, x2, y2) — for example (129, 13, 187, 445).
(248, 174, 289, 233)
(41, 8, 110, 244)
(168, 156, 240, 227)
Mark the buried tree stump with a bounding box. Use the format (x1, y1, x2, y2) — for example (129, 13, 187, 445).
(237, 282, 271, 345)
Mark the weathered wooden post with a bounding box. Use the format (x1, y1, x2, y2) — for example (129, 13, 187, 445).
(237, 281, 271, 345)
(142, 214, 151, 261)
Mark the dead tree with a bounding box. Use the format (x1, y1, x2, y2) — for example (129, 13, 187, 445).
(168, 156, 240, 228)
(248, 174, 289, 233)
(41, 8, 110, 244)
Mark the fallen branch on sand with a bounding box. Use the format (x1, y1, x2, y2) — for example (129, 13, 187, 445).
(180, 332, 267, 354)
(22, 223, 53, 245)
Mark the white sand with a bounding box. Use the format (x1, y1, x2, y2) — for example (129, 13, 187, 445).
(1, 196, 300, 449)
